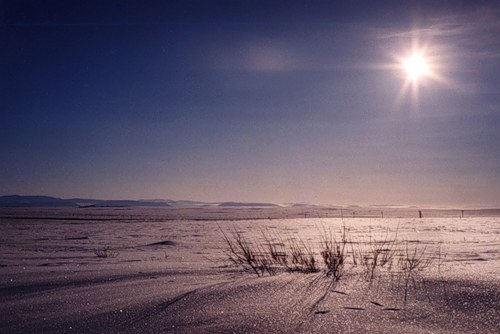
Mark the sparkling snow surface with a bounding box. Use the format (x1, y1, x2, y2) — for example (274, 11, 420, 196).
(1, 207, 498, 333)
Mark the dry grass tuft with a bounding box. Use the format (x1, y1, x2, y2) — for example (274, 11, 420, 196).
(219, 223, 443, 307)
(320, 226, 348, 280)
(219, 224, 439, 296)
(398, 242, 434, 303)
(93, 246, 119, 258)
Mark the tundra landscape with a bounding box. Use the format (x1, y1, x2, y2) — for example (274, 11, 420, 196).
(2, 1, 500, 333)
(1, 205, 498, 333)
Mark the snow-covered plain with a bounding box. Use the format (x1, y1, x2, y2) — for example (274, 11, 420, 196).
(0, 207, 499, 333)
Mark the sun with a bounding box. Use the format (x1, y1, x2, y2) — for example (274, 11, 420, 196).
(391, 46, 446, 110)
(402, 53, 430, 81)
(385, 30, 453, 111)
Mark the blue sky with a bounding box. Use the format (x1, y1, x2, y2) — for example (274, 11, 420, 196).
(1, 1, 499, 207)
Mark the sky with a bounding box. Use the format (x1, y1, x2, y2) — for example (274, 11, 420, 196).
(1, 1, 499, 207)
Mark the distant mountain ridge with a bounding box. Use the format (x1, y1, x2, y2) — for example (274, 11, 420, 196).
(219, 202, 279, 207)
(0, 195, 172, 207)
(0, 195, 280, 208)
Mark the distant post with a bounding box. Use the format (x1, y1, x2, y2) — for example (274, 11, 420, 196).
(418, 210, 423, 218)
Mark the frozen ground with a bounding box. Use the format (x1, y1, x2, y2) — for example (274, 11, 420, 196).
(0, 207, 499, 333)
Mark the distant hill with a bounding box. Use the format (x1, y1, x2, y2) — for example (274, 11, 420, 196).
(0, 195, 280, 208)
(0, 195, 171, 207)
(0, 195, 71, 207)
(218, 202, 280, 207)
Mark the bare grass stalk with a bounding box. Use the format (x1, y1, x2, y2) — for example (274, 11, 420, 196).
(219, 227, 262, 276)
(320, 226, 348, 281)
(262, 230, 288, 267)
(352, 226, 399, 280)
(398, 241, 434, 304)
(288, 237, 319, 273)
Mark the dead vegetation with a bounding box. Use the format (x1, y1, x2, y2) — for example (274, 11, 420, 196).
(93, 246, 119, 258)
(219, 223, 441, 306)
(219, 224, 438, 293)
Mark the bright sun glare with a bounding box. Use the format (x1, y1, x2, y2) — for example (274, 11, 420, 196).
(391, 43, 448, 109)
(402, 53, 429, 81)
